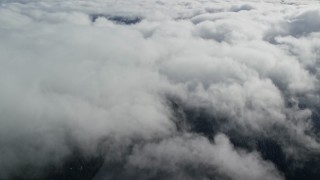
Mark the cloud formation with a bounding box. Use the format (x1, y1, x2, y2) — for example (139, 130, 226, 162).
(0, 0, 320, 179)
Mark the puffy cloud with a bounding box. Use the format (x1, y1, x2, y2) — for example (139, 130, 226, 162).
(123, 134, 283, 180)
(0, 0, 320, 179)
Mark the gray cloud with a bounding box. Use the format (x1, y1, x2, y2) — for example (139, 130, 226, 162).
(111, 134, 282, 180)
(0, 0, 320, 179)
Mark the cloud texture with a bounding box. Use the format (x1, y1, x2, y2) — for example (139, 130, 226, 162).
(0, 0, 320, 179)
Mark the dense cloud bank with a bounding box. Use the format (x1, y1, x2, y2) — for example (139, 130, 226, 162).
(0, 0, 320, 179)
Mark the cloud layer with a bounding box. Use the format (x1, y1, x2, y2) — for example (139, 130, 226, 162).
(0, 0, 320, 179)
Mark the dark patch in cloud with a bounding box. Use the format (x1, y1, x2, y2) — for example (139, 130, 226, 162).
(90, 14, 142, 25)
(230, 4, 255, 12)
(7, 142, 104, 180)
(169, 99, 320, 180)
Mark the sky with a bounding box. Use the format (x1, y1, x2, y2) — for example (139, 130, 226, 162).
(0, 0, 320, 179)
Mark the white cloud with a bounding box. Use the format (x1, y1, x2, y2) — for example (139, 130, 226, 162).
(0, 0, 320, 179)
